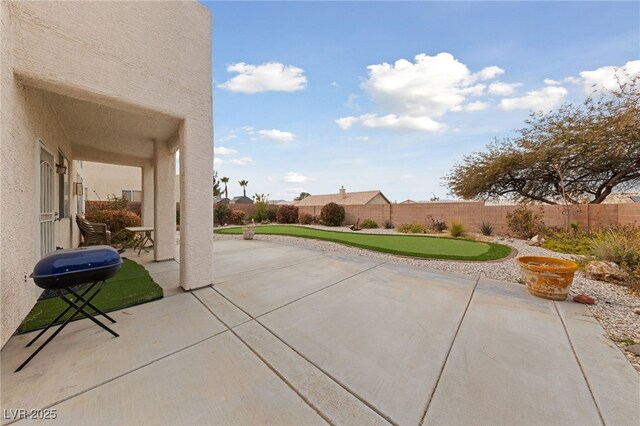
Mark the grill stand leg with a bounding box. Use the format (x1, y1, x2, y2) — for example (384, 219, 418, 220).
(15, 281, 118, 373)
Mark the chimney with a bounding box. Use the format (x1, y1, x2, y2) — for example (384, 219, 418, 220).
(339, 186, 346, 199)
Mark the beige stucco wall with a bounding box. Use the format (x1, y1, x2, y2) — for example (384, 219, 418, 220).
(1, 1, 213, 348)
(83, 162, 142, 201)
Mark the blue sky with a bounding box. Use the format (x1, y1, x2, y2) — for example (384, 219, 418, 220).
(203, 1, 639, 202)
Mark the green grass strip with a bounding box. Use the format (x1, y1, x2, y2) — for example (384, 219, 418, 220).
(18, 258, 163, 333)
(215, 225, 511, 261)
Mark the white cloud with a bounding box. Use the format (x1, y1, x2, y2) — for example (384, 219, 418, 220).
(258, 129, 296, 143)
(229, 157, 255, 166)
(213, 157, 222, 167)
(349, 136, 370, 142)
(499, 86, 568, 112)
(488, 81, 521, 96)
(283, 172, 313, 183)
(218, 62, 307, 93)
(337, 52, 507, 132)
(579, 60, 640, 94)
(214, 146, 237, 156)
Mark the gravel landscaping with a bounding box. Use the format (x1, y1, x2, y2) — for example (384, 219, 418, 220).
(214, 225, 640, 372)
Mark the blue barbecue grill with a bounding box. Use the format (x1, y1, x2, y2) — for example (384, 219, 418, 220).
(16, 246, 123, 372)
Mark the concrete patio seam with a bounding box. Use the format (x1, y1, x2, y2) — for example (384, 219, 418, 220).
(419, 274, 481, 425)
(554, 301, 606, 425)
(191, 290, 334, 425)
(253, 261, 388, 320)
(210, 282, 400, 426)
(20, 326, 228, 421)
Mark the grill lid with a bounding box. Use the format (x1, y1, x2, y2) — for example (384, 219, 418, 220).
(31, 245, 122, 279)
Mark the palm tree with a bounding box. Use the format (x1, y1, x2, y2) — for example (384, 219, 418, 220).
(238, 180, 248, 197)
(221, 176, 230, 199)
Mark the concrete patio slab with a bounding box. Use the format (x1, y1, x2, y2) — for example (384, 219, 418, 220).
(43, 332, 326, 425)
(212, 239, 323, 284)
(193, 286, 251, 327)
(150, 269, 183, 297)
(259, 263, 477, 425)
(1, 293, 225, 422)
(556, 302, 640, 425)
(423, 278, 602, 426)
(216, 254, 381, 317)
(235, 321, 390, 426)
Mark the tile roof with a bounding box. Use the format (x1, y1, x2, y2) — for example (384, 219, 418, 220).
(293, 190, 389, 206)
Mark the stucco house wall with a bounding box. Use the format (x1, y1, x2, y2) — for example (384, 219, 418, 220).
(83, 162, 142, 201)
(1, 1, 213, 348)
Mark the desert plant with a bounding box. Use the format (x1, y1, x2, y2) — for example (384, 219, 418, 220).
(591, 228, 640, 271)
(85, 209, 141, 245)
(361, 218, 379, 229)
(320, 202, 345, 226)
(505, 205, 546, 239)
(214, 203, 231, 226)
(298, 212, 313, 225)
(276, 205, 299, 224)
(570, 221, 579, 232)
(479, 221, 493, 236)
(449, 221, 466, 238)
(396, 223, 426, 234)
(383, 219, 394, 229)
(428, 215, 447, 232)
(253, 193, 270, 222)
(228, 210, 246, 225)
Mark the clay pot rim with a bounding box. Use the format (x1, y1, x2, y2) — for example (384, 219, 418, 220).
(516, 256, 578, 273)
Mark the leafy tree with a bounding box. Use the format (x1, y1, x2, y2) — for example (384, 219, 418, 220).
(238, 179, 249, 197)
(212, 172, 221, 197)
(221, 176, 230, 199)
(445, 76, 640, 204)
(294, 192, 311, 201)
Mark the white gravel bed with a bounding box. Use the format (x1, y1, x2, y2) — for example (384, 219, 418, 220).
(214, 227, 640, 372)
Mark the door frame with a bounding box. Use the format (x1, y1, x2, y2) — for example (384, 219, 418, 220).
(35, 138, 56, 261)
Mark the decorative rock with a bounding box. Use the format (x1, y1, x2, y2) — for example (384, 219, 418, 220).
(627, 344, 640, 357)
(573, 294, 596, 305)
(634, 308, 640, 315)
(528, 235, 545, 246)
(584, 260, 629, 283)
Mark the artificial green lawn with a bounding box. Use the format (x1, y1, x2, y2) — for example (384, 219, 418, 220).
(18, 258, 163, 333)
(215, 225, 511, 261)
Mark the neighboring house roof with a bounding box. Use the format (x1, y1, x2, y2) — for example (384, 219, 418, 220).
(231, 196, 253, 204)
(601, 192, 640, 204)
(294, 188, 390, 206)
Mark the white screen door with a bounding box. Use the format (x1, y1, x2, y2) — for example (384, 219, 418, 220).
(39, 145, 55, 258)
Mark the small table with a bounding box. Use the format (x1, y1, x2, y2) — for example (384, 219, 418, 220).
(125, 226, 154, 255)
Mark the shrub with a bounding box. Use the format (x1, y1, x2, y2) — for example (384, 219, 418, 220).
(428, 215, 447, 232)
(449, 221, 466, 238)
(591, 227, 640, 271)
(479, 221, 493, 236)
(298, 212, 313, 225)
(570, 221, 579, 232)
(214, 203, 231, 226)
(542, 230, 592, 255)
(276, 205, 299, 224)
(397, 223, 426, 234)
(312, 215, 322, 224)
(267, 205, 278, 222)
(383, 219, 394, 229)
(228, 210, 246, 225)
(253, 201, 270, 222)
(85, 209, 141, 245)
(320, 202, 345, 226)
(361, 218, 379, 229)
(505, 205, 545, 239)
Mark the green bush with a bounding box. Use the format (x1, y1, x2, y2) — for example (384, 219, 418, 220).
(361, 218, 379, 229)
(542, 230, 592, 255)
(505, 205, 545, 239)
(228, 210, 245, 225)
(449, 221, 466, 238)
(298, 212, 313, 225)
(479, 221, 493, 236)
(383, 219, 394, 229)
(267, 205, 278, 222)
(591, 227, 640, 270)
(320, 202, 345, 226)
(397, 223, 426, 234)
(85, 209, 141, 245)
(428, 215, 447, 232)
(276, 205, 299, 224)
(214, 203, 231, 226)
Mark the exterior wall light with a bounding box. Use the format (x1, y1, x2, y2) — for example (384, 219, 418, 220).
(55, 163, 67, 174)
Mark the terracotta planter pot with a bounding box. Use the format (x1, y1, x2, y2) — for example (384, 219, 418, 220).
(516, 256, 578, 301)
(242, 227, 255, 240)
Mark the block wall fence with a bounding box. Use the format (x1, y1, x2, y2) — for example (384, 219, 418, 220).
(87, 201, 639, 234)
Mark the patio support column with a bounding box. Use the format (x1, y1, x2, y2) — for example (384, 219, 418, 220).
(178, 119, 214, 290)
(141, 165, 154, 227)
(153, 140, 175, 261)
